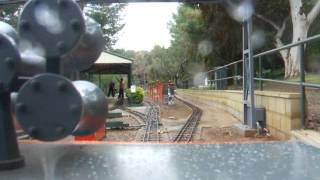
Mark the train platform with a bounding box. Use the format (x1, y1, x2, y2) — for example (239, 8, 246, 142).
(1, 141, 320, 180)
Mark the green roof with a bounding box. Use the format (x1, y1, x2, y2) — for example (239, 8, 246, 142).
(94, 52, 132, 65)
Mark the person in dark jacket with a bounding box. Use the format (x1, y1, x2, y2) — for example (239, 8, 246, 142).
(107, 81, 115, 98)
(118, 78, 125, 100)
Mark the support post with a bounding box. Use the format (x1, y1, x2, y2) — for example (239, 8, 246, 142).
(0, 91, 24, 170)
(46, 57, 61, 74)
(128, 65, 132, 88)
(234, 63, 238, 88)
(98, 73, 102, 89)
(299, 43, 306, 128)
(259, 56, 263, 91)
(242, 17, 256, 128)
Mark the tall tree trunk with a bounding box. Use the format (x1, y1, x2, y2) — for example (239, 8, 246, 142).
(283, 0, 309, 78)
(257, 0, 320, 78)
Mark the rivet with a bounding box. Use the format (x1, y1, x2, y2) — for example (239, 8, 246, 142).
(70, 19, 81, 31)
(20, 20, 30, 31)
(56, 41, 66, 52)
(5, 57, 15, 69)
(57, 81, 68, 92)
(30, 80, 41, 92)
(27, 127, 37, 136)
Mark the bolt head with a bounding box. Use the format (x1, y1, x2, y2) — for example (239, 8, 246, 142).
(55, 126, 65, 134)
(70, 19, 81, 31)
(57, 81, 68, 92)
(58, 0, 68, 8)
(20, 20, 30, 31)
(56, 41, 66, 52)
(5, 57, 15, 69)
(27, 127, 37, 136)
(69, 104, 80, 114)
(30, 80, 41, 92)
(16, 103, 27, 113)
(33, 0, 40, 5)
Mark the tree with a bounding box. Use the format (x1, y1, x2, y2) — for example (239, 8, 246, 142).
(167, 4, 243, 86)
(84, 3, 126, 50)
(255, 0, 320, 78)
(0, 4, 22, 27)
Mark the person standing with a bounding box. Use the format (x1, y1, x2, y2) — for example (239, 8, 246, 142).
(107, 80, 115, 98)
(168, 80, 175, 105)
(118, 78, 125, 101)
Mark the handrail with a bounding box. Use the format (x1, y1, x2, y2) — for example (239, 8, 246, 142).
(205, 34, 320, 75)
(253, 34, 320, 58)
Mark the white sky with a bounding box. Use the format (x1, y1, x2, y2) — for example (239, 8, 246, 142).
(114, 3, 179, 51)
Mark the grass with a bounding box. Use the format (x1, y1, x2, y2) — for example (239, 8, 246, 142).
(290, 73, 320, 84)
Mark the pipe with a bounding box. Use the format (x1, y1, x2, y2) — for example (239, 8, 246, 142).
(62, 16, 105, 72)
(72, 80, 108, 136)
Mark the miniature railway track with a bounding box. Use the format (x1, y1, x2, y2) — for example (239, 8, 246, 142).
(173, 96, 202, 142)
(127, 108, 147, 123)
(142, 101, 160, 142)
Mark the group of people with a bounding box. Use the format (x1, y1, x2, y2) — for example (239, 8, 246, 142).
(107, 78, 176, 105)
(107, 78, 125, 101)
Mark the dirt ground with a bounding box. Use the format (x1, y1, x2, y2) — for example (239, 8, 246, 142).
(105, 129, 139, 142)
(159, 99, 193, 141)
(200, 127, 278, 143)
(105, 112, 143, 142)
(160, 96, 277, 143)
(104, 95, 278, 143)
(160, 99, 192, 120)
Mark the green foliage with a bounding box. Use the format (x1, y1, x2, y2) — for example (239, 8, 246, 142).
(125, 87, 145, 104)
(0, 4, 22, 27)
(290, 73, 320, 84)
(262, 69, 285, 80)
(84, 3, 126, 50)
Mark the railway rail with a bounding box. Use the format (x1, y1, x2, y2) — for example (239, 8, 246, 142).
(142, 101, 160, 142)
(173, 96, 202, 142)
(126, 108, 147, 123)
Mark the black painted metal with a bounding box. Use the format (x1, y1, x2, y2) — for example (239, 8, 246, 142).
(0, 0, 111, 170)
(0, 32, 24, 170)
(62, 16, 105, 72)
(0, 34, 20, 92)
(15, 74, 83, 141)
(18, 0, 85, 59)
(0, 92, 24, 170)
(299, 43, 306, 128)
(72, 81, 108, 136)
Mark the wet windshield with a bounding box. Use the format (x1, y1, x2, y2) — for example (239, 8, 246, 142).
(1, 0, 320, 179)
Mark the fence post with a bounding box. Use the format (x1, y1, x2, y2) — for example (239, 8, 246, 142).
(234, 63, 238, 88)
(299, 43, 306, 128)
(259, 56, 263, 91)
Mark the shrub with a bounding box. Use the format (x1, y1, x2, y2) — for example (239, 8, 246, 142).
(126, 87, 145, 104)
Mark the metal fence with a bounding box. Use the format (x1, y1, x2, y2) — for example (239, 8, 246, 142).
(205, 33, 320, 128)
